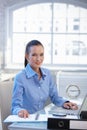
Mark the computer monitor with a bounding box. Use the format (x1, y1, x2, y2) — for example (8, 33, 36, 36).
(57, 71, 87, 102)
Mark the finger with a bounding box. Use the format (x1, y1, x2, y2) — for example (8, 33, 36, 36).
(71, 104, 78, 110)
(63, 103, 70, 109)
(24, 112, 29, 118)
(18, 112, 24, 118)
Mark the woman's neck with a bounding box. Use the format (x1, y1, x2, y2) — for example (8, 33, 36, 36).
(31, 66, 42, 79)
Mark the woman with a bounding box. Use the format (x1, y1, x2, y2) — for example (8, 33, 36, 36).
(11, 40, 78, 118)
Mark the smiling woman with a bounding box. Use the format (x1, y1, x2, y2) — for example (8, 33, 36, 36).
(11, 39, 78, 118)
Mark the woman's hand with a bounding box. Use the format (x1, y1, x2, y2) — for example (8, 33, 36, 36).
(18, 110, 29, 118)
(63, 102, 78, 110)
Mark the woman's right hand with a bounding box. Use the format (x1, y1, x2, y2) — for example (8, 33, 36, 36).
(18, 110, 29, 118)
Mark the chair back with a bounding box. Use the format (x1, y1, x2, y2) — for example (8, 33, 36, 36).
(0, 78, 14, 130)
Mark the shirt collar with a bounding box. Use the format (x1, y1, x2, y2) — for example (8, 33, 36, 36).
(25, 64, 46, 79)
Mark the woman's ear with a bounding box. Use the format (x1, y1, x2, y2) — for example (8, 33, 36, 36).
(25, 53, 29, 61)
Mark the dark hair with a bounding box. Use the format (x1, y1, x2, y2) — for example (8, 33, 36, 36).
(24, 40, 44, 67)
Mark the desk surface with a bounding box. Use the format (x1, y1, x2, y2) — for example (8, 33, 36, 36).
(9, 122, 71, 130)
(8, 114, 78, 130)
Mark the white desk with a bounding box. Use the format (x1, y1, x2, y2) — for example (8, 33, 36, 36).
(9, 121, 78, 130)
(8, 115, 78, 130)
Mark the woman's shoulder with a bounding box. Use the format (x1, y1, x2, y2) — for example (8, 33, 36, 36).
(41, 67, 51, 74)
(14, 69, 26, 80)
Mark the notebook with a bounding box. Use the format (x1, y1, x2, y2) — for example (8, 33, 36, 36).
(48, 94, 87, 117)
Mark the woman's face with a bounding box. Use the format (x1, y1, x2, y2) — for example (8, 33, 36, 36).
(26, 45, 44, 70)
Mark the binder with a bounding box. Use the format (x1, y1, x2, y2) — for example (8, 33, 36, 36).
(47, 118, 87, 130)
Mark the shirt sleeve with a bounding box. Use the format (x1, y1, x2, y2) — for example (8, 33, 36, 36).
(11, 75, 25, 115)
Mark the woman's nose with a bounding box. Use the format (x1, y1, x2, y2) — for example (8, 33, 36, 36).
(36, 56, 41, 61)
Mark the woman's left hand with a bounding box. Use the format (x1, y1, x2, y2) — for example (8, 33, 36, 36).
(63, 102, 78, 110)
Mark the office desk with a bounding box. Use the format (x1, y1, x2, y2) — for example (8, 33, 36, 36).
(8, 122, 71, 130)
(8, 114, 78, 130)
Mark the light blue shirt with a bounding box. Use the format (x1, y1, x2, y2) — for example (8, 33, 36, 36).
(11, 64, 67, 114)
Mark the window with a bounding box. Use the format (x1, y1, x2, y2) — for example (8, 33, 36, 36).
(6, 2, 87, 69)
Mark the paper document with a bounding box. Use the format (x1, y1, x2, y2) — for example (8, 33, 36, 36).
(4, 114, 48, 123)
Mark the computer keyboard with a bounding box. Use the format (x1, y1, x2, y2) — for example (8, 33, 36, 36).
(48, 105, 80, 115)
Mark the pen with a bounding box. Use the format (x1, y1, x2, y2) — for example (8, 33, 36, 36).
(35, 113, 39, 120)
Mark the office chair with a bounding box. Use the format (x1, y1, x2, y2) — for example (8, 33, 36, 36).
(0, 78, 14, 130)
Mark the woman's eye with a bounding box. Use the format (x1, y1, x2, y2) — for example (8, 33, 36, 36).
(32, 54, 36, 56)
(40, 53, 44, 56)
(32, 53, 44, 57)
